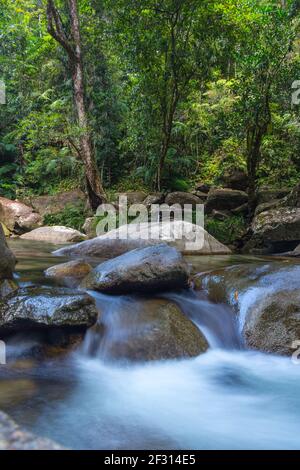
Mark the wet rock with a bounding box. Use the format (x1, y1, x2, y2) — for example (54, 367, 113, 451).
(20, 226, 87, 243)
(0, 224, 16, 280)
(87, 298, 208, 361)
(194, 262, 300, 356)
(0, 197, 42, 234)
(24, 189, 87, 218)
(80, 244, 190, 295)
(205, 189, 248, 214)
(45, 259, 92, 286)
(0, 286, 98, 334)
(54, 221, 231, 259)
(243, 290, 300, 355)
(0, 410, 64, 449)
(165, 191, 203, 208)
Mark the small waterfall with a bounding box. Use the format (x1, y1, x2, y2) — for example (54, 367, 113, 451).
(163, 290, 242, 349)
(82, 288, 242, 361)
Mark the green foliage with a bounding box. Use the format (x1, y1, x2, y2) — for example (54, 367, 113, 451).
(206, 215, 247, 245)
(43, 204, 87, 231)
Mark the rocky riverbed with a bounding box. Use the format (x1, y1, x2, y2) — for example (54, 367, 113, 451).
(0, 237, 300, 449)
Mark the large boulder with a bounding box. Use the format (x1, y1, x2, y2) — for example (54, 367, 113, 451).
(165, 191, 204, 207)
(54, 221, 231, 259)
(80, 244, 190, 295)
(86, 298, 208, 361)
(0, 197, 42, 234)
(20, 226, 86, 244)
(194, 262, 300, 356)
(205, 189, 248, 214)
(24, 189, 87, 218)
(0, 224, 16, 280)
(246, 207, 300, 253)
(254, 199, 281, 216)
(0, 286, 98, 334)
(0, 411, 64, 450)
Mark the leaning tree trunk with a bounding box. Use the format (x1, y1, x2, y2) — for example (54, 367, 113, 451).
(47, 0, 106, 211)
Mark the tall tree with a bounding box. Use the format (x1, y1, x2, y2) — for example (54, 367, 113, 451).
(46, 0, 106, 209)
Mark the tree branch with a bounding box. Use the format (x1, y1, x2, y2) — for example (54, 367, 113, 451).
(46, 0, 76, 60)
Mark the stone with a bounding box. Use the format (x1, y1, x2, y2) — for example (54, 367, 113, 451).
(194, 262, 300, 356)
(0, 279, 18, 298)
(0, 411, 64, 450)
(0, 224, 16, 280)
(165, 191, 203, 208)
(0, 286, 98, 334)
(195, 182, 211, 193)
(82, 217, 97, 239)
(205, 189, 248, 214)
(80, 244, 190, 294)
(219, 170, 248, 191)
(112, 191, 148, 206)
(54, 221, 231, 258)
(24, 189, 87, 218)
(20, 226, 87, 243)
(247, 207, 300, 253)
(243, 290, 300, 356)
(143, 193, 165, 207)
(0, 197, 42, 233)
(87, 298, 208, 361)
(254, 199, 280, 216)
(211, 210, 230, 221)
(45, 259, 92, 285)
(256, 187, 290, 205)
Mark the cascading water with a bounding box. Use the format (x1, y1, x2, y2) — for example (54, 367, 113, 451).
(1, 240, 300, 450)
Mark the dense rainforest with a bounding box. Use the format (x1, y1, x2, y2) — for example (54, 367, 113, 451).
(0, 0, 300, 244)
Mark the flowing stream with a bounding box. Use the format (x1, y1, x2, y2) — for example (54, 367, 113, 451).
(1, 240, 300, 449)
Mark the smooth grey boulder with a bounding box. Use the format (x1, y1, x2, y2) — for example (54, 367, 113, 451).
(54, 221, 231, 259)
(0, 197, 42, 234)
(80, 244, 190, 294)
(0, 286, 98, 333)
(20, 226, 86, 243)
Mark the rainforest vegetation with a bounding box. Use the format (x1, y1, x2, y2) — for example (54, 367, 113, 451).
(0, 0, 300, 210)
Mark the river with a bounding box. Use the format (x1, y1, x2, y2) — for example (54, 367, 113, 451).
(0, 240, 300, 450)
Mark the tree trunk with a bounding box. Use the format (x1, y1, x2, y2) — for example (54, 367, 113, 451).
(47, 0, 106, 211)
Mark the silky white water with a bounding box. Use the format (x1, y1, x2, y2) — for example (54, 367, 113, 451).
(1, 240, 300, 450)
